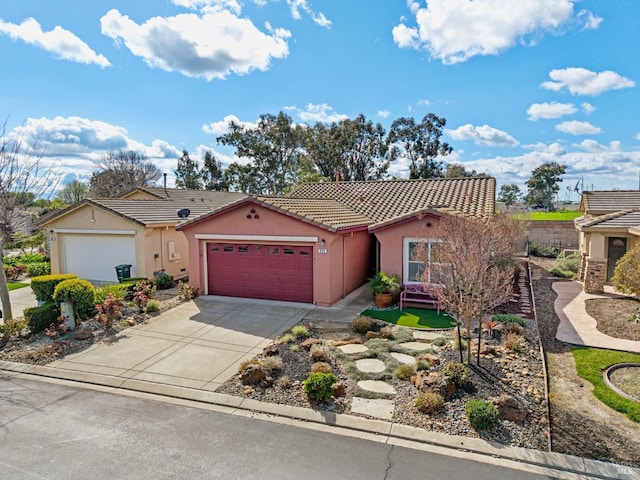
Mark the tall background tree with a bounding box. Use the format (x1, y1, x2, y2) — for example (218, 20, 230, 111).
(89, 150, 161, 198)
(0, 122, 58, 320)
(423, 214, 523, 365)
(387, 114, 452, 179)
(56, 179, 89, 205)
(444, 163, 485, 178)
(201, 151, 229, 191)
(175, 150, 203, 190)
(217, 112, 305, 195)
(524, 162, 567, 211)
(498, 184, 522, 207)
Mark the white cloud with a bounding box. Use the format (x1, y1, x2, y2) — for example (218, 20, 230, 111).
(172, 0, 242, 15)
(0, 17, 110, 67)
(297, 103, 347, 123)
(377, 110, 391, 119)
(417, 99, 431, 107)
(286, 1, 332, 28)
(635, 132, 640, 141)
(541, 67, 635, 96)
(448, 124, 518, 147)
(527, 101, 577, 121)
(575, 139, 621, 153)
(392, 0, 591, 64)
(555, 120, 602, 135)
(10, 116, 181, 186)
(581, 102, 596, 114)
(202, 115, 258, 135)
(100, 9, 290, 81)
(577, 9, 603, 30)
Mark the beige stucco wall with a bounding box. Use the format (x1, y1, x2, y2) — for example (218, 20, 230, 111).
(373, 214, 440, 285)
(45, 203, 189, 282)
(179, 201, 371, 306)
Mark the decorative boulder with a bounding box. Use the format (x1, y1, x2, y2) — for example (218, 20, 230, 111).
(415, 371, 456, 400)
(491, 394, 527, 423)
(240, 364, 267, 386)
(301, 338, 323, 350)
(74, 325, 93, 341)
(331, 381, 346, 397)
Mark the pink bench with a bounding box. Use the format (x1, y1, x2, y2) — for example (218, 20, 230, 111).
(399, 284, 440, 313)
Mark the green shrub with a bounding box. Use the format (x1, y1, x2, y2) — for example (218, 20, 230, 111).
(432, 336, 448, 347)
(551, 267, 576, 278)
(415, 392, 444, 414)
(303, 372, 338, 401)
(492, 314, 528, 327)
(394, 364, 415, 380)
(291, 325, 309, 338)
(278, 333, 295, 344)
(24, 302, 60, 334)
(18, 253, 48, 264)
(145, 299, 160, 313)
(465, 399, 499, 430)
(352, 315, 375, 334)
(53, 279, 96, 320)
(26, 262, 51, 277)
(442, 362, 469, 387)
(0, 317, 29, 335)
(527, 242, 559, 258)
(155, 272, 174, 290)
(31, 274, 77, 303)
(94, 284, 129, 304)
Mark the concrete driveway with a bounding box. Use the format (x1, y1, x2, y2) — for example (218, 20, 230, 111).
(49, 296, 315, 391)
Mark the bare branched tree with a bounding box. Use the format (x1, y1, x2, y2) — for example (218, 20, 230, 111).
(0, 120, 59, 320)
(420, 213, 524, 365)
(89, 150, 161, 198)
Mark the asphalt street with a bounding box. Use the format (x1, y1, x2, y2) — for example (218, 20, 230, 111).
(0, 375, 554, 480)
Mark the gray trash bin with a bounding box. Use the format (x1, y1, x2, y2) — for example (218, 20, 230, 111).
(115, 264, 132, 283)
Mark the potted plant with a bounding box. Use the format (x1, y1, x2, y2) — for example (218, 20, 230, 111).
(369, 271, 400, 308)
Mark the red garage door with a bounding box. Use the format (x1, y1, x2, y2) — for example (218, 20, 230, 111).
(207, 243, 313, 303)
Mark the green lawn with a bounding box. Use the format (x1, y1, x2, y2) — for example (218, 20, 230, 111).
(513, 211, 583, 221)
(360, 307, 456, 330)
(572, 347, 640, 422)
(8, 282, 29, 291)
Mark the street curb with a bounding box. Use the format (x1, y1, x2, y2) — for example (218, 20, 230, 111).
(1, 360, 637, 479)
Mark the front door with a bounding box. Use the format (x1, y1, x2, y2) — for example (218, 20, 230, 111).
(607, 237, 627, 282)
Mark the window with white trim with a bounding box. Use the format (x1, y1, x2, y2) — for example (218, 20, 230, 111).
(403, 237, 442, 285)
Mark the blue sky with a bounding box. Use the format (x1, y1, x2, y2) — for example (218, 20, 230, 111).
(1, 0, 638, 200)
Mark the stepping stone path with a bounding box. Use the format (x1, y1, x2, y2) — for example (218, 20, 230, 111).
(357, 380, 396, 395)
(337, 344, 368, 354)
(355, 358, 386, 373)
(398, 341, 433, 352)
(390, 352, 415, 365)
(351, 397, 394, 420)
(316, 322, 355, 342)
(412, 330, 447, 341)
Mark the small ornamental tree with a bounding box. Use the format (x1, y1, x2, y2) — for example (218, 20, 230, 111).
(612, 244, 640, 298)
(420, 213, 524, 365)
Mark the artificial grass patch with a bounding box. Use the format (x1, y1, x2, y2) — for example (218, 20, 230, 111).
(572, 347, 640, 423)
(361, 307, 456, 330)
(8, 282, 29, 291)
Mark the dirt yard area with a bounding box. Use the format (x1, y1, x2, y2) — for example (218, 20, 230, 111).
(530, 257, 640, 467)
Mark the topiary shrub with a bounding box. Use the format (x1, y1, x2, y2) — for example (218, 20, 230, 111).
(415, 392, 444, 414)
(303, 372, 338, 401)
(26, 262, 51, 277)
(53, 279, 96, 320)
(24, 302, 60, 334)
(31, 274, 77, 303)
(465, 399, 499, 430)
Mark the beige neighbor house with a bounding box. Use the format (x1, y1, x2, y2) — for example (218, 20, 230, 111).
(43, 187, 246, 284)
(575, 190, 640, 293)
(177, 177, 496, 306)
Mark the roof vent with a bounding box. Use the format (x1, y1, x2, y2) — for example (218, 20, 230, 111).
(177, 208, 191, 219)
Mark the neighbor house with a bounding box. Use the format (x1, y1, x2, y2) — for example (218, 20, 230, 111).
(177, 177, 496, 306)
(575, 190, 640, 293)
(43, 187, 246, 284)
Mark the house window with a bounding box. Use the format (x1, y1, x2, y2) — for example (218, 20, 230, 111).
(403, 237, 442, 285)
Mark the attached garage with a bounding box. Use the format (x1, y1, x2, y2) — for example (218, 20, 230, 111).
(61, 232, 136, 284)
(206, 243, 313, 303)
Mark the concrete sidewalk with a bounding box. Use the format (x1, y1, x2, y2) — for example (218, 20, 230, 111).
(553, 280, 640, 353)
(6, 284, 37, 319)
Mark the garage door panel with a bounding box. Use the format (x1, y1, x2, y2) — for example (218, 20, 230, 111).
(63, 234, 136, 283)
(207, 243, 313, 303)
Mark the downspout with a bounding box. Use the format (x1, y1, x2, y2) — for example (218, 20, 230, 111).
(342, 235, 346, 298)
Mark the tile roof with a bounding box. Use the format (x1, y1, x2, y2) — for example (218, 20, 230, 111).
(580, 190, 640, 213)
(575, 209, 640, 230)
(178, 177, 496, 232)
(286, 177, 496, 221)
(43, 189, 247, 227)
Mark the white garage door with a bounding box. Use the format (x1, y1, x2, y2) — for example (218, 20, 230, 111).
(63, 234, 136, 284)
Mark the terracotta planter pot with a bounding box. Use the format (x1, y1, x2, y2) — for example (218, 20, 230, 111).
(375, 293, 393, 308)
